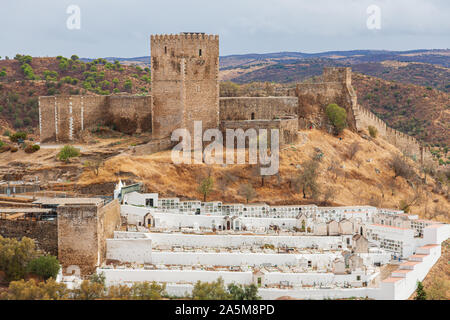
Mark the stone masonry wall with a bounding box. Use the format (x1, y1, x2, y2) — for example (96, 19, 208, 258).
(57, 204, 100, 275)
(296, 67, 432, 163)
(219, 97, 298, 121)
(151, 33, 219, 139)
(0, 220, 58, 256)
(97, 199, 121, 266)
(39, 95, 151, 143)
(108, 95, 152, 134)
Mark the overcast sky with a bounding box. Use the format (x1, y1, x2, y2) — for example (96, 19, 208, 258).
(1, 0, 449, 58)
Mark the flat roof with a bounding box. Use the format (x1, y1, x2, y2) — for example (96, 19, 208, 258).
(0, 208, 52, 213)
(33, 197, 104, 206)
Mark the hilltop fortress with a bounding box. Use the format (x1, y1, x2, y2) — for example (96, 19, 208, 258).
(38, 32, 431, 162)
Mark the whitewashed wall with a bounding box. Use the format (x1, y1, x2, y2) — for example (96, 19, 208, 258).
(106, 238, 152, 264)
(150, 252, 340, 268)
(145, 233, 348, 249)
(99, 269, 253, 286)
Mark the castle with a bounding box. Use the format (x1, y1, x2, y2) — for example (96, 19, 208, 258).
(38, 32, 430, 162)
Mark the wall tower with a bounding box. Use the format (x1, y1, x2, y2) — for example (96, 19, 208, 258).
(150, 33, 220, 139)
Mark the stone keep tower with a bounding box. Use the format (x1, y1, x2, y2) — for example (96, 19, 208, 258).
(150, 33, 220, 139)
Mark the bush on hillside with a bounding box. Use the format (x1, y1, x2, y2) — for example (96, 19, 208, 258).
(325, 103, 347, 135)
(24, 144, 40, 153)
(9, 131, 27, 142)
(57, 145, 80, 161)
(368, 125, 378, 138)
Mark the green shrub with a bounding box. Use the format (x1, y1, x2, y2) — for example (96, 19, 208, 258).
(58, 145, 80, 161)
(26, 255, 60, 280)
(24, 144, 40, 153)
(124, 80, 132, 91)
(325, 103, 347, 134)
(368, 125, 378, 138)
(9, 131, 27, 142)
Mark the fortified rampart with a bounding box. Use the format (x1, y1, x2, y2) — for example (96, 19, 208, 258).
(0, 220, 57, 256)
(297, 67, 432, 162)
(39, 95, 151, 143)
(219, 97, 298, 121)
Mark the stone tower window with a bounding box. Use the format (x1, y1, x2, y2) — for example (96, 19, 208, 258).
(199, 49, 202, 57)
(164, 46, 167, 54)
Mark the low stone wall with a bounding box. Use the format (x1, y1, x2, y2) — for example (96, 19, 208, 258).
(0, 220, 58, 255)
(219, 97, 298, 121)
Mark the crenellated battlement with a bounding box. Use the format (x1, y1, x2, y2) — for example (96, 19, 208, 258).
(150, 33, 219, 42)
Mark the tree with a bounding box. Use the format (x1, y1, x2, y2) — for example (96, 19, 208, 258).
(294, 158, 320, 199)
(89, 272, 106, 286)
(227, 283, 261, 300)
(390, 154, 414, 180)
(0, 236, 38, 281)
(238, 183, 257, 203)
(414, 281, 427, 300)
(72, 280, 105, 300)
(198, 176, 214, 202)
(83, 159, 104, 176)
(421, 159, 436, 184)
(129, 282, 166, 300)
(58, 145, 80, 162)
(325, 103, 347, 134)
(70, 55, 79, 61)
(26, 255, 60, 280)
(0, 278, 69, 300)
(368, 125, 378, 138)
(124, 79, 133, 92)
(220, 81, 240, 97)
(347, 141, 361, 160)
(191, 278, 230, 300)
(322, 186, 337, 205)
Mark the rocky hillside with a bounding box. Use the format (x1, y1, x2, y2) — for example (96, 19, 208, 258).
(74, 129, 449, 223)
(352, 73, 450, 147)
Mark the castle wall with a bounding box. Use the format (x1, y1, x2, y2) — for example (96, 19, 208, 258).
(97, 199, 121, 266)
(219, 97, 298, 121)
(296, 67, 432, 163)
(107, 95, 152, 134)
(220, 117, 298, 145)
(296, 67, 357, 131)
(0, 220, 57, 256)
(39, 95, 150, 143)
